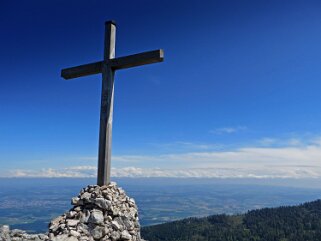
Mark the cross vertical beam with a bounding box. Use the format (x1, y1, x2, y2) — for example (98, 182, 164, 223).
(61, 20, 164, 186)
(97, 21, 116, 186)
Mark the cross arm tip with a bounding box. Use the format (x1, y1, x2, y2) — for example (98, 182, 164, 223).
(60, 61, 103, 80)
(105, 20, 117, 26)
(159, 49, 164, 60)
(61, 69, 70, 80)
(109, 49, 164, 70)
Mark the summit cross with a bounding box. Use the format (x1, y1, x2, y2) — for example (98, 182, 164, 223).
(61, 20, 164, 186)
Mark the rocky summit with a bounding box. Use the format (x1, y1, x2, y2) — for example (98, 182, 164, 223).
(49, 182, 142, 241)
(0, 182, 144, 241)
(0, 225, 48, 241)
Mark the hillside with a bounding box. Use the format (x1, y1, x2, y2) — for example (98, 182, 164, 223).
(141, 199, 321, 241)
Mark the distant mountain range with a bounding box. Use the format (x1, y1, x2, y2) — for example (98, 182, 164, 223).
(141, 199, 321, 241)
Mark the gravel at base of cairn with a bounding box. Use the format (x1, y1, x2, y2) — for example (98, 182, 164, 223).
(48, 182, 142, 241)
(0, 225, 48, 241)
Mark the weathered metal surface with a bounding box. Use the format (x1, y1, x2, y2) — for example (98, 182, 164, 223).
(61, 61, 102, 80)
(61, 49, 163, 80)
(97, 22, 116, 186)
(61, 20, 164, 185)
(110, 49, 164, 70)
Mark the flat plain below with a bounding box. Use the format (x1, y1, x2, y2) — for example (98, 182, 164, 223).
(0, 177, 321, 233)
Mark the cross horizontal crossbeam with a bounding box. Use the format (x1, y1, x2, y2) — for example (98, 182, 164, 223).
(61, 61, 102, 80)
(61, 49, 163, 80)
(110, 49, 164, 70)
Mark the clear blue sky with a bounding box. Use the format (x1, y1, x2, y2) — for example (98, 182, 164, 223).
(1, 0, 321, 178)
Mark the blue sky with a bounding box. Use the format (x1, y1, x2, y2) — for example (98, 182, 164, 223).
(1, 0, 321, 178)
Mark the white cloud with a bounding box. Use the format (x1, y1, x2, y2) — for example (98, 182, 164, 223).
(4, 137, 321, 179)
(151, 141, 223, 151)
(287, 138, 302, 146)
(258, 137, 303, 147)
(6, 165, 321, 179)
(210, 126, 247, 134)
(259, 138, 278, 146)
(8, 167, 96, 178)
(312, 137, 321, 146)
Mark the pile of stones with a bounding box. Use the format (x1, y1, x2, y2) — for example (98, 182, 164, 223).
(48, 182, 142, 241)
(0, 225, 48, 241)
(0, 182, 144, 241)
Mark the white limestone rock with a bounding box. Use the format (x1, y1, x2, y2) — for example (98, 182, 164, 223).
(0, 225, 48, 241)
(51, 234, 78, 241)
(88, 209, 104, 224)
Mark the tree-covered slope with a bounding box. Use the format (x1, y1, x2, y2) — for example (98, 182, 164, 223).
(141, 199, 321, 241)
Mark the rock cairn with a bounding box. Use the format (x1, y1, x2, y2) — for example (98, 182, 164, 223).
(0, 225, 48, 241)
(48, 182, 142, 241)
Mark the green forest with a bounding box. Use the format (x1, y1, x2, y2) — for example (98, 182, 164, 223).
(141, 199, 321, 241)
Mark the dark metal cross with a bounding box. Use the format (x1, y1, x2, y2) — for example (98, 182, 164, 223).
(61, 20, 164, 186)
